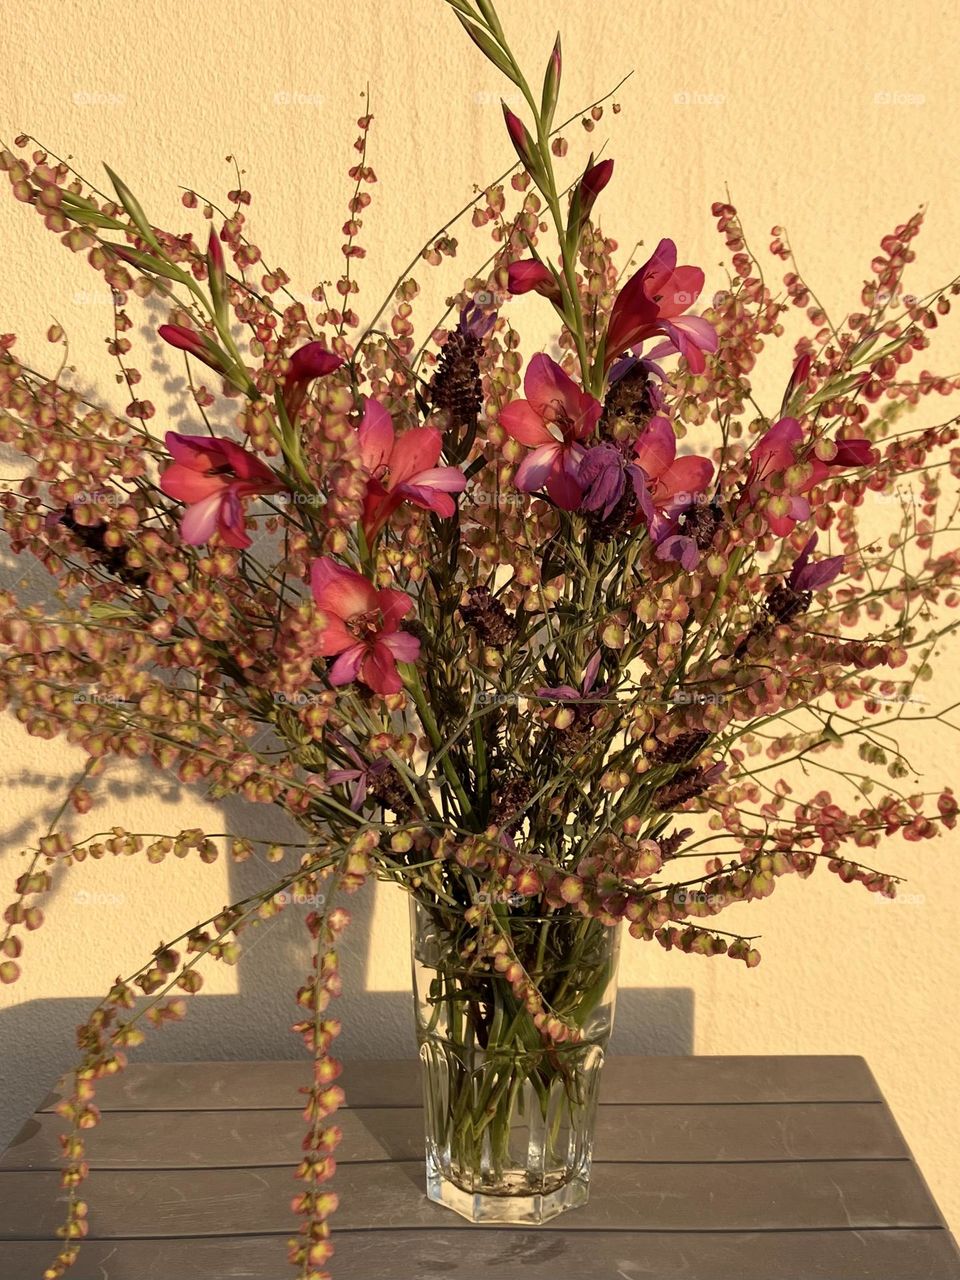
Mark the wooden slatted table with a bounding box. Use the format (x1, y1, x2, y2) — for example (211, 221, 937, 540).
(0, 1056, 957, 1279)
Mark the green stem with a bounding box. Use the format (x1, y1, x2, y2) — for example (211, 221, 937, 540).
(405, 666, 478, 826)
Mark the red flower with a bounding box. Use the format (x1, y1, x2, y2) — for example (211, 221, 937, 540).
(160, 433, 284, 549)
(633, 416, 715, 516)
(357, 399, 467, 542)
(604, 239, 713, 372)
(310, 557, 420, 695)
(499, 354, 602, 509)
(741, 417, 876, 536)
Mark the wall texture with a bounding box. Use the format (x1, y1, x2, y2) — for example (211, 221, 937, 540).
(2, 0, 960, 1238)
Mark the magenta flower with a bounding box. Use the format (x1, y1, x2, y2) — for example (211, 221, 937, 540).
(604, 239, 714, 372)
(780, 351, 814, 415)
(628, 417, 716, 568)
(648, 499, 721, 572)
(282, 341, 345, 420)
(160, 433, 284, 549)
(325, 741, 371, 811)
(646, 314, 719, 371)
(741, 418, 876, 537)
(310, 557, 420, 696)
(831, 438, 876, 467)
(499, 354, 602, 509)
(502, 105, 538, 172)
(578, 417, 713, 565)
(357, 399, 466, 542)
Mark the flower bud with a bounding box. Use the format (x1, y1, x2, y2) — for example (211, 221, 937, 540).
(540, 34, 562, 129)
(283, 341, 345, 421)
(506, 259, 562, 305)
(207, 227, 228, 323)
(158, 323, 228, 375)
(579, 157, 613, 222)
(501, 104, 540, 178)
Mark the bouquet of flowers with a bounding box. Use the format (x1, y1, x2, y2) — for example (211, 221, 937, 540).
(2, 0, 960, 1273)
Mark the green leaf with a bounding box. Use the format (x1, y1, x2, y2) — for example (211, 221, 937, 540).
(103, 164, 163, 252)
(475, 0, 507, 41)
(57, 190, 127, 231)
(87, 603, 138, 621)
(802, 372, 865, 409)
(451, 10, 519, 84)
(109, 243, 190, 284)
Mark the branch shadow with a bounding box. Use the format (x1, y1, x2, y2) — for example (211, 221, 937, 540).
(0, 577, 694, 1154)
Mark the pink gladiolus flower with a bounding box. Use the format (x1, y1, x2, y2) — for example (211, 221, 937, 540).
(507, 260, 561, 303)
(499, 354, 602, 509)
(741, 418, 876, 536)
(646, 314, 719, 371)
(604, 239, 713, 372)
(282, 341, 345, 420)
(633, 416, 715, 517)
(578, 417, 714, 567)
(630, 417, 715, 569)
(357, 399, 466, 541)
(310, 557, 420, 695)
(741, 418, 813, 536)
(160, 432, 284, 549)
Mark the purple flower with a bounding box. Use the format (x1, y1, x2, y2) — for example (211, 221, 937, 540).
(578, 442, 654, 523)
(538, 650, 605, 704)
(788, 533, 844, 591)
(458, 301, 496, 341)
(652, 519, 702, 572)
(606, 353, 667, 414)
(326, 737, 398, 811)
(649, 495, 725, 572)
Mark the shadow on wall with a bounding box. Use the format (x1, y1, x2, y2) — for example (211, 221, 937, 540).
(0, 530, 693, 1149)
(0, 790, 695, 1148)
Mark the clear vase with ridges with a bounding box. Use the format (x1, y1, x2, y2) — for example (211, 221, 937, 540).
(410, 899, 620, 1224)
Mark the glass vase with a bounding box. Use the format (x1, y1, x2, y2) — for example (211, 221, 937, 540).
(409, 897, 621, 1224)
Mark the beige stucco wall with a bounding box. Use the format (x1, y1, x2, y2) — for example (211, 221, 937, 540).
(2, 0, 960, 1237)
